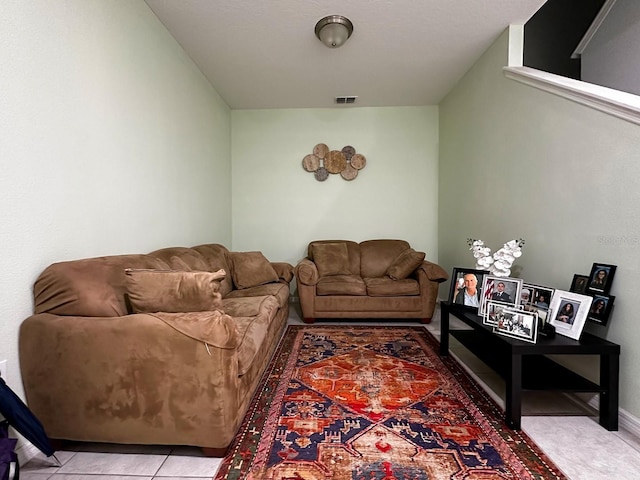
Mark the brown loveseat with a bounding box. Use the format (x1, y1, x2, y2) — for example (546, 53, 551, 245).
(294, 239, 448, 323)
(19, 244, 293, 456)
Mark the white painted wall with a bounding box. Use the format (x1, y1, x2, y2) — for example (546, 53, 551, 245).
(439, 28, 640, 419)
(0, 0, 231, 397)
(582, 0, 640, 97)
(231, 107, 439, 273)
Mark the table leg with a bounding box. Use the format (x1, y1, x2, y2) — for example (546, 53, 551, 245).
(440, 302, 450, 356)
(505, 353, 522, 430)
(599, 352, 619, 431)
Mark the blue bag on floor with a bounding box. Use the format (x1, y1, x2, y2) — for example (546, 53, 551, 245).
(0, 420, 19, 480)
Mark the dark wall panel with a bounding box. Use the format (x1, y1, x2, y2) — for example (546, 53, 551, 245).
(524, 0, 605, 79)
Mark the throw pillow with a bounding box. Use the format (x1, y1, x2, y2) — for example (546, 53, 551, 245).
(125, 268, 225, 313)
(386, 248, 425, 280)
(312, 242, 351, 276)
(226, 251, 279, 289)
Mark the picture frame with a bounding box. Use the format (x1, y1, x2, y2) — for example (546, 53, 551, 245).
(586, 263, 617, 294)
(570, 274, 589, 295)
(520, 284, 555, 311)
(549, 290, 593, 340)
(484, 300, 508, 327)
(448, 267, 490, 311)
(587, 294, 615, 326)
(495, 306, 538, 344)
(478, 275, 522, 316)
(521, 284, 554, 326)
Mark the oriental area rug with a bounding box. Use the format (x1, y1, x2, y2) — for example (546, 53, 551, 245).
(215, 326, 566, 480)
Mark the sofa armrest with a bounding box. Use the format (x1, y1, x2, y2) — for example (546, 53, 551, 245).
(271, 262, 294, 283)
(19, 312, 243, 445)
(416, 260, 449, 283)
(294, 258, 319, 286)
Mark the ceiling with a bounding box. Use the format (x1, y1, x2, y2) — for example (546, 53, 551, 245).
(144, 0, 547, 110)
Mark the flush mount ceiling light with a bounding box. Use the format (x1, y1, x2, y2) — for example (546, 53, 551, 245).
(315, 15, 353, 48)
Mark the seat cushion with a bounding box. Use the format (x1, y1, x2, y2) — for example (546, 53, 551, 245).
(224, 282, 290, 309)
(365, 277, 420, 296)
(316, 275, 366, 296)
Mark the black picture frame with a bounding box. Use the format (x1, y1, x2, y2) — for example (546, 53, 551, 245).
(521, 284, 555, 311)
(587, 263, 617, 294)
(448, 267, 490, 311)
(570, 274, 589, 294)
(495, 306, 539, 344)
(587, 294, 615, 326)
(521, 284, 555, 326)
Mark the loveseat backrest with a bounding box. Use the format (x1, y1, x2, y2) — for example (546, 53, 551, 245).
(34, 254, 169, 317)
(359, 240, 411, 278)
(308, 240, 361, 276)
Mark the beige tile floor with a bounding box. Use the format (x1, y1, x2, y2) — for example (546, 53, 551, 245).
(19, 305, 640, 479)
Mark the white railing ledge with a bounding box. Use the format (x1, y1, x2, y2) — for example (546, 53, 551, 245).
(503, 66, 640, 126)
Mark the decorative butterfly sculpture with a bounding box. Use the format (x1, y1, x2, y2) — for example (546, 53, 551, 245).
(467, 238, 525, 277)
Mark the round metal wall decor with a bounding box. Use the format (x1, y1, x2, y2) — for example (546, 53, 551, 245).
(341, 164, 358, 181)
(302, 154, 320, 172)
(314, 167, 329, 181)
(324, 150, 347, 174)
(350, 153, 367, 170)
(302, 143, 367, 181)
(313, 143, 329, 159)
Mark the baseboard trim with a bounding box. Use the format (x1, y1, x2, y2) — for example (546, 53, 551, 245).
(585, 394, 640, 440)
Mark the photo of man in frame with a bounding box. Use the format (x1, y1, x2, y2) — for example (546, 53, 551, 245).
(449, 268, 489, 310)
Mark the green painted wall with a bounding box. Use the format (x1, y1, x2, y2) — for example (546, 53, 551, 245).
(440, 28, 640, 419)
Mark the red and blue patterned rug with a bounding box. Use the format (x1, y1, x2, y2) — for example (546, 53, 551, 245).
(215, 325, 566, 479)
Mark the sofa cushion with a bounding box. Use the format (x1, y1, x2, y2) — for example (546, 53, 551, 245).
(360, 240, 411, 278)
(191, 244, 235, 297)
(231, 295, 279, 375)
(312, 242, 351, 276)
(225, 282, 290, 309)
(226, 251, 279, 289)
(386, 248, 426, 280)
(148, 247, 211, 272)
(365, 277, 421, 296)
(125, 269, 225, 313)
(34, 254, 169, 317)
(316, 275, 366, 296)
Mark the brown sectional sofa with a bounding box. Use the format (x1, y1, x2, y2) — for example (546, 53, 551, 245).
(19, 244, 293, 455)
(294, 239, 448, 323)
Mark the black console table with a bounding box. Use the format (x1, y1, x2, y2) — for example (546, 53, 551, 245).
(440, 301, 620, 431)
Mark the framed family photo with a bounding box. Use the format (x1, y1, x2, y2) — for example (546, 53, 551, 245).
(479, 275, 522, 316)
(570, 274, 589, 295)
(586, 263, 616, 294)
(549, 290, 593, 340)
(495, 306, 538, 344)
(448, 268, 490, 311)
(484, 300, 507, 327)
(521, 284, 554, 326)
(588, 294, 615, 326)
(520, 284, 554, 311)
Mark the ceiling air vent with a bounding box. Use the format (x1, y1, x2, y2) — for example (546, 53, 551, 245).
(335, 96, 357, 104)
